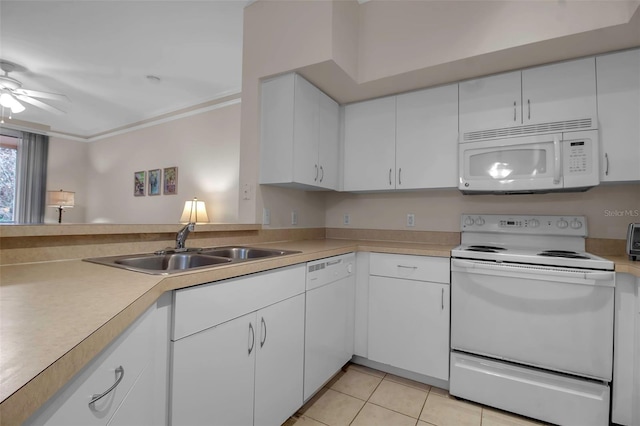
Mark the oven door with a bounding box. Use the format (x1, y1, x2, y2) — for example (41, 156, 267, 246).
(459, 133, 562, 193)
(451, 258, 615, 380)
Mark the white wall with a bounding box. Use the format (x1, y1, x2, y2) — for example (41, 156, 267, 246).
(46, 137, 89, 223)
(324, 184, 640, 240)
(84, 102, 241, 224)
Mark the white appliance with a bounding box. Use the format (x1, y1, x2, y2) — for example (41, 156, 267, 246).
(450, 214, 615, 426)
(458, 128, 600, 194)
(304, 253, 355, 401)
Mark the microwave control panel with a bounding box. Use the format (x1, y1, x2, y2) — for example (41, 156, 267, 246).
(565, 140, 592, 175)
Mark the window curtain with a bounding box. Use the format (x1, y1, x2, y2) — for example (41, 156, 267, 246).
(15, 131, 49, 224)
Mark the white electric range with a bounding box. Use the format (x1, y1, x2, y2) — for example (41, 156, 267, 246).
(450, 214, 615, 426)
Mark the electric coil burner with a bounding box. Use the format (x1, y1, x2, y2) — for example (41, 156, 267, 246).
(450, 214, 615, 426)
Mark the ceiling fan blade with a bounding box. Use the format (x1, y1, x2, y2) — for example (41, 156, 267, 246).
(15, 94, 66, 115)
(14, 89, 69, 102)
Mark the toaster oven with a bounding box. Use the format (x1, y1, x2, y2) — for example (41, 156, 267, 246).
(627, 223, 640, 261)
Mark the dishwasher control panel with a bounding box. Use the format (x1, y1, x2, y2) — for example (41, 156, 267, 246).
(306, 253, 355, 291)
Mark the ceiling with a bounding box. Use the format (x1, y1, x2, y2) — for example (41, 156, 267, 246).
(0, 0, 248, 139)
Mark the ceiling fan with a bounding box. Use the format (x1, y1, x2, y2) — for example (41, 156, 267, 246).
(0, 60, 68, 117)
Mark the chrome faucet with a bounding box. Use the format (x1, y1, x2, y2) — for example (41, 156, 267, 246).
(175, 223, 195, 250)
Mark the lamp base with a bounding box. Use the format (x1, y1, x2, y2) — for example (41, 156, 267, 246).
(57, 207, 63, 223)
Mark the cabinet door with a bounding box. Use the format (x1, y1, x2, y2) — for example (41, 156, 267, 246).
(522, 57, 597, 125)
(369, 276, 450, 380)
(317, 90, 340, 190)
(396, 84, 459, 189)
(260, 74, 295, 184)
(293, 74, 320, 186)
(171, 312, 256, 426)
(254, 294, 305, 426)
(459, 71, 521, 136)
(343, 96, 397, 191)
(596, 49, 640, 182)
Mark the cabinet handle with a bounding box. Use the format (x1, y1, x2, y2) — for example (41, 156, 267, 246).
(389, 168, 392, 186)
(605, 153, 609, 176)
(513, 101, 516, 121)
(397, 264, 417, 269)
(319, 166, 324, 182)
(260, 317, 267, 347)
(527, 99, 531, 120)
(441, 288, 444, 310)
(88, 366, 124, 407)
(248, 322, 255, 355)
(398, 168, 402, 186)
(314, 164, 318, 182)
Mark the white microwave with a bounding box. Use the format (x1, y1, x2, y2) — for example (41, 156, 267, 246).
(458, 130, 600, 194)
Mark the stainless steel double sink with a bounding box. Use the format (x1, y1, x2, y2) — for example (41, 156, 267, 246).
(84, 246, 301, 275)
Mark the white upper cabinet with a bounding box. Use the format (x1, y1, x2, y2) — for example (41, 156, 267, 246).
(343, 96, 397, 191)
(459, 71, 522, 135)
(596, 49, 640, 182)
(344, 85, 459, 191)
(260, 73, 339, 190)
(522, 57, 597, 125)
(459, 57, 597, 137)
(318, 90, 340, 190)
(396, 84, 459, 189)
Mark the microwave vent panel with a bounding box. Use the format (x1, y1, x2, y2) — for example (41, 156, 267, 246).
(462, 118, 594, 142)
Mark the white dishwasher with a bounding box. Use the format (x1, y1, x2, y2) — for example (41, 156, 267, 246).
(304, 253, 355, 401)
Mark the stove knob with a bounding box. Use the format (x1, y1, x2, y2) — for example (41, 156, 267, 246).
(529, 219, 540, 228)
(475, 217, 485, 226)
(464, 217, 475, 226)
(570, 219, 583, 229)
(557, 219, 569, 229)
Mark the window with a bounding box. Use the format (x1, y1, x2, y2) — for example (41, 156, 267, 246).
(0, 134, 18, 223)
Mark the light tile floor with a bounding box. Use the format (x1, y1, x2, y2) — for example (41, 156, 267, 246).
(284, 363, 548, 426)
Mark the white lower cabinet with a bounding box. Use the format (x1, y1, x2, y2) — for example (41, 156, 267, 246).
(254, 294, 305, 425)
(170, 265, 305, 426)
(24, 294, 171, 426)
(171, 312, 256, 426)
(367, 253, 450, 381)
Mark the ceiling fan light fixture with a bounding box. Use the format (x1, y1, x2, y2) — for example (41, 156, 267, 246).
(0, 92, 24, 113)
(0, 92, 14, 108)
(10, 99, 25, 113)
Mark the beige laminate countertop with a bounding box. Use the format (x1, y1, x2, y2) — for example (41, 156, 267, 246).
(1, 239, 638, 425)
(0, 239, 453, 425)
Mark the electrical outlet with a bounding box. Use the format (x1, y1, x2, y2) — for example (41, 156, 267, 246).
(291, 210, 298, 225)
(262, 208, 270, 225)
(407, 213, 415, 227)
(242, 183, 252, 200)
(344, 213, 350, 225)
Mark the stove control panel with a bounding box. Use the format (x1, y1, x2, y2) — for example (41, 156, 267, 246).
(461, 214, 587, 236)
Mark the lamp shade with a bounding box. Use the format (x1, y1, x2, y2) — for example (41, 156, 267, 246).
(47, 190, 75, 208)
(180, 198, 209, 223)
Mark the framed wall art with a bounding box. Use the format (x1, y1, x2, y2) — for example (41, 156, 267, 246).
(134, 171, 146, 196)
(163, 167, 178, 195)
(148, 169, 161, 196)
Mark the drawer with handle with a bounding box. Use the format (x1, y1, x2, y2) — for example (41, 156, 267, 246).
(369, 253, 449, 283)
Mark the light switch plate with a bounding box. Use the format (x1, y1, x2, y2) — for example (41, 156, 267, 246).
(262, 208, 270, 225)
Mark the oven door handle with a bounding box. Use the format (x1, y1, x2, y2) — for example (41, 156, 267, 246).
(451, 259, 614, 286)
